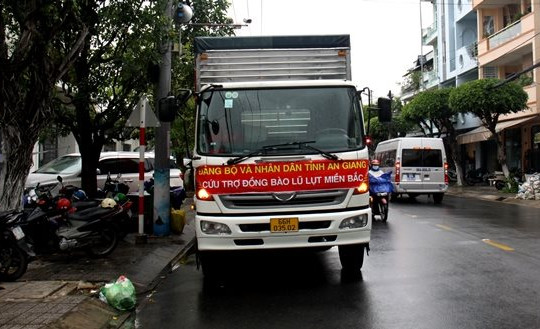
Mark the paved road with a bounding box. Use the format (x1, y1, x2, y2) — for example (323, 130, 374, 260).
(134, 195, 540, 329)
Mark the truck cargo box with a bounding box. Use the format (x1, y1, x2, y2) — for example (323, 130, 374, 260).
(194, 35, 351, 90)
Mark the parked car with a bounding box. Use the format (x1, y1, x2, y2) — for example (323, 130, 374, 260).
(25, 152, 183, 192)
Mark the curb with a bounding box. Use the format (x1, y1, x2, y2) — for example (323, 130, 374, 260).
(47, 200, 197, 329)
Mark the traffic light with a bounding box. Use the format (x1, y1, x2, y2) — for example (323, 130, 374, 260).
(174, 2, 193, 24)
(377, 97, 392, 123)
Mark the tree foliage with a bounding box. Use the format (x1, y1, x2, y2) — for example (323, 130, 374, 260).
(367, 97, 415, 152)
(0, 1, 88, 209)
(449, 78, 528, 176)
(402, 88, 467, 184)
(449, 79, 528, 133)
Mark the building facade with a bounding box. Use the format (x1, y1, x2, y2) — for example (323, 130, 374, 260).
(471, 0, 540, 174)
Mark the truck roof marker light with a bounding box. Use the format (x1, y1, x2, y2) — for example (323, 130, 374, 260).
(196, 188, 214, 201)
(354, 181, 369, 194)
(337, 50, 347, 57)
(200, 53, 209, 60)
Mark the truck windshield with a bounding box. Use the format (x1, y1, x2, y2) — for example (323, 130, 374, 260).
(197, 86, 365, 156)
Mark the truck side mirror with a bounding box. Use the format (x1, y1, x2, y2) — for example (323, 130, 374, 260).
(176, 89, 192, 112)
(377, 97, 392, 123)
(157, 90, 192, 122)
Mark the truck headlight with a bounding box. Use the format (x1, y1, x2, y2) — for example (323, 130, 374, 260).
(200, 220, 231, 235)
(339, 214, 368, 229)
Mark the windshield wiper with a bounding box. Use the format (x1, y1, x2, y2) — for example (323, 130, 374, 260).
(226, 141, 339, 165)
(226, 148, 267, 165)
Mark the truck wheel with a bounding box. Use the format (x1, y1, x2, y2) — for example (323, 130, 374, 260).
(199, 251, 223, 279)
(433, 193, 444, 204)
(338, 244, 365, 272)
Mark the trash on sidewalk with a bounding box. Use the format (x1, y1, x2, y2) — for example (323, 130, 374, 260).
(171, 208, 186, 234)
(99, 275, 136, 311)
(515, 173, 540, 200)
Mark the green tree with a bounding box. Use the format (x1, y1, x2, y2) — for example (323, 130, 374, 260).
(170, 0, 235, 165)
(0, 1, 87, 210)
(52, 0, 162, 196)
(449, 78, 528, 177)
(53, 0, 234, 196)
(367, 97, 414, 146)
(402, 88, 465, 185)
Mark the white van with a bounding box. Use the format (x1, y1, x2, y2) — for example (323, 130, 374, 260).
(374, 137, 448, 204)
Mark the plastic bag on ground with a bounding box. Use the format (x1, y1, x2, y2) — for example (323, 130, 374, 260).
(99, 275, 136, 311)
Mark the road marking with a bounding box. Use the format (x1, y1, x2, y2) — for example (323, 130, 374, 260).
(482, 239, 514, 251)
(436, 224, 452, 231)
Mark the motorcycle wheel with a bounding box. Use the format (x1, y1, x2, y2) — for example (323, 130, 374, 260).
(86, 226, 118, 258)
(0, 242, 28, 282)
(379, 203, 389, 222)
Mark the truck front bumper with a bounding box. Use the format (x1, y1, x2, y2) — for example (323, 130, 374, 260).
(196, 207, 371, 251)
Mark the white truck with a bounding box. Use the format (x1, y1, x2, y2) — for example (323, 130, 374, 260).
(184, 35, 390, 276)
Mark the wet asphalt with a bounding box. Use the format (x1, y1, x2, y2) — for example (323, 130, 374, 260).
(134, 195, 540, 329)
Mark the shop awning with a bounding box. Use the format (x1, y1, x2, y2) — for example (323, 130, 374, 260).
(457, 116, 536, 144)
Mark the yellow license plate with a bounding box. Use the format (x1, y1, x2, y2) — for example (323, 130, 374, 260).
(270, 217, 299, 233)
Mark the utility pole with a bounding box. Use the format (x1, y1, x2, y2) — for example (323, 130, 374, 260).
(153, 0, 173, 236)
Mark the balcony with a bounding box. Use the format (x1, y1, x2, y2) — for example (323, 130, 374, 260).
(478, 13, 535, 66)
(489, 20, 521, 49)
(422, 21, 437, 46)
(473, 0, 517, 9)
(423, 70, 438, 89)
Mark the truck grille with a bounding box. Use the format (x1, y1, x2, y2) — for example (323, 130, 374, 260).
(219, 189, 348, 209)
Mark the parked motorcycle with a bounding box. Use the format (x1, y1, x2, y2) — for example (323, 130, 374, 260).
(465, 168, 489, 186)
(0, 211, 34, 281)
(369, 171, 393, 222)
(17, 180, 131, 258)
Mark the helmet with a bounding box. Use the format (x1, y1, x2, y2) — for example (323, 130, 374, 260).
(371, 159, 380, 166)
(101, 198, 117, 209)
(72, 190, 87, 201)
(57, 198, 72, 210)
(114, 193, 128, 203)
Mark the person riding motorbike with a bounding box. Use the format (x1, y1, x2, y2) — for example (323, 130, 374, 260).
(368, 159, 393, 222)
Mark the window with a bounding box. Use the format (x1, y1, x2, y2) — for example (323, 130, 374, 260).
(402, 149, 442, 167)
(98, 158, 142, 175)
(483, 16, 494, 37)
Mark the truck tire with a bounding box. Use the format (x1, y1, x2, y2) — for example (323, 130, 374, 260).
(338, 244, 365, 272)
(199, 251, 223, 280)
(433, 193, 444, 204)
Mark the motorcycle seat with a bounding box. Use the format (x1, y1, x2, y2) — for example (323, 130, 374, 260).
(68, 207, 116, 222)
(72, 200, 100, 210)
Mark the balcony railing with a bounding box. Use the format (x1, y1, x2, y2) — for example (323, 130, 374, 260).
(422, 21, 437, 45)
(423, 70, 438, 88)
(488, 20, 521, 49)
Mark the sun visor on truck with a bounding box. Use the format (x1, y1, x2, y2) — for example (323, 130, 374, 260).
(194, 35, 350, 54)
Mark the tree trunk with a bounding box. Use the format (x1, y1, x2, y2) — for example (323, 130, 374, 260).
(79, 141, 102, 198)
(496, 136, 510, 177)
(0, 127, 40, 210)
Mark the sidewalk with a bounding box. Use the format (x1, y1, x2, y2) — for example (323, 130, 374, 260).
(446, 184, 540, 208)
(0, 197, 197, 329)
